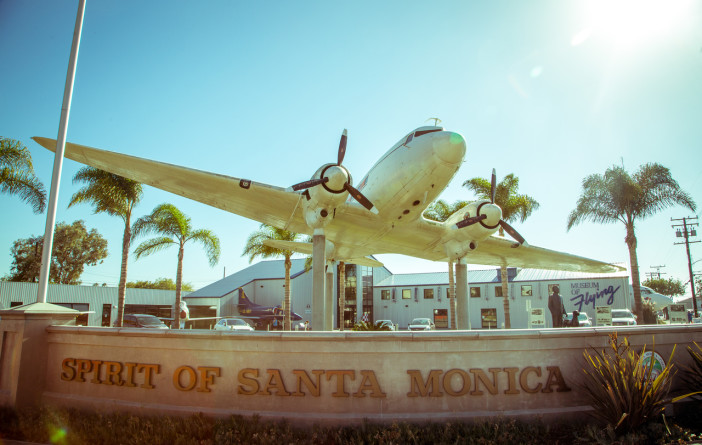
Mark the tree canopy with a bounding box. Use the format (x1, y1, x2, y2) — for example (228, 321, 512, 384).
(642, 277, 685, 297)
(127, 277, 194, 292)
(6, 220, 108, 284)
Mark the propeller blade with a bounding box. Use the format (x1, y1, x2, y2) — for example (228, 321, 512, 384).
(337, 129, 348, 166)
(287, 177, 329, 192)
(499, 220, 526, 247)
(455, 214, 487, 229)
(490, 168, 496, 204)
(345, 183, 378, 214)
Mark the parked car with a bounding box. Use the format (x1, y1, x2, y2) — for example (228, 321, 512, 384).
(376, 320, 396, 331)
(408, 318, 435, 331)
(564, 312, 592, 327)
(612, 309, 637, 326)
(120, 314, 169, 329)
(214, 318, 254, 332)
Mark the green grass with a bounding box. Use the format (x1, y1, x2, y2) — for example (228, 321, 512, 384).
(0, 405, 699, 445)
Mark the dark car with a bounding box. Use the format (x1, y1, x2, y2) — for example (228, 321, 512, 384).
(119, 314, 169, 329)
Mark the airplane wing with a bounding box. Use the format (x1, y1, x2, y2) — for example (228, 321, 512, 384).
(32, 137, 317, 234)
(462, 236, 623, 273)
(261, 239, 384, 267)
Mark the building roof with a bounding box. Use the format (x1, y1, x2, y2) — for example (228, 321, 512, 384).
(188, 258, 309, 298)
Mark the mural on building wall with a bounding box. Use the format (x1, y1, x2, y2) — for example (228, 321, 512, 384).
(568, 282, 621, 312)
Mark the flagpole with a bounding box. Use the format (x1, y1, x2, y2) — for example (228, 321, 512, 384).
(37, 0, 87, 303)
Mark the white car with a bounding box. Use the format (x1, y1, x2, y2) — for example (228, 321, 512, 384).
(612, 309, 637, 326)
(408, 318, 435, 331)
(214, 318, 254, 331)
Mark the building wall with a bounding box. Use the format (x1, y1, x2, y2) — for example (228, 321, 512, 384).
(373, 276, 631, 330)
(0, 281, 184, 327)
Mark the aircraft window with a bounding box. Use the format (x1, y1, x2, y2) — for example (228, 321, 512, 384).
(405, 133, 413, 145)
(414, 129, 441, 138)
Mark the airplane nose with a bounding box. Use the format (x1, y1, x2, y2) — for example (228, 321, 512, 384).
(433, 132, 466, 165)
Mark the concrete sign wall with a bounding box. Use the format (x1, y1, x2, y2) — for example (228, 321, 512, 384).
(33, 325, 701, 424)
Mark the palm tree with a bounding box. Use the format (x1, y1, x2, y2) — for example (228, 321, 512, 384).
(1, 137, 46, 213)
(567, 163, 695, 321)
(424, 199, 468, 330)
(464, 173, 539, 329)
(243, 224, 305, 330)
(423, 199, 468, 222)
(132, 204, 220, 329)
(69, 167, 143, 327)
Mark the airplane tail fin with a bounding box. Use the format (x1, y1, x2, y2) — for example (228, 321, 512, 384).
(238, 289, 256, 307)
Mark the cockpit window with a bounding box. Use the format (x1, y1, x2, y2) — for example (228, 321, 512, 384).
(405, 133, 413, 145)
(414, 129, 442, 138)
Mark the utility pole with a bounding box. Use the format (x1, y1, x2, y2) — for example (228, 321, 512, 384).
(672, 216, 699, 317)
(646, 265, 666, 280)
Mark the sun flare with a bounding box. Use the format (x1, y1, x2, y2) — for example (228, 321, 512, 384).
(575, 0, 693, 47)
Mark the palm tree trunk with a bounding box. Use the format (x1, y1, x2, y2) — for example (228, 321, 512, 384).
(284, 255, 291, 331)
(174, 243, 184, 329)
(449, 261, 456, 330)
(501, 265, 511, 329)
(339, 261, 345, 331)
(626, 223, 644, 321)
(116, 221, 131, 327)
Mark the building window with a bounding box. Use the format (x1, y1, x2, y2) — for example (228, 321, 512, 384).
(521, 285, 533, 297)
(495, 286, 503, 297)
(470, 287, 481, 298)
(423, 289, 434, 299)
(481, 308, 497, 329)
(55, 302, 89, 326)
(381, 290, 390, 300)
(402, 289, 411, 299)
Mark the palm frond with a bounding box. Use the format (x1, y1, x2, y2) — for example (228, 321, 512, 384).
(133, 237, 176, 260)
(188, 229, 221, 266)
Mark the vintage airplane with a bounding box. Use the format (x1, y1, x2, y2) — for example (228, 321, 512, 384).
(33, 125, 621, 273)
(236, 289, 303, 328)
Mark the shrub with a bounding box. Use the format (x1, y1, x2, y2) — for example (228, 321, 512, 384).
(580, 332, 675, 434)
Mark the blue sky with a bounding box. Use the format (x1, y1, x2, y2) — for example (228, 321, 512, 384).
(1, 0, 701, 296)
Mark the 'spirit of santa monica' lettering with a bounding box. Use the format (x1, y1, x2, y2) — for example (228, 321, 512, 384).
(406, 366, 571, 397)
(61, 358, 160, 389)
(60, 358, 571, 398)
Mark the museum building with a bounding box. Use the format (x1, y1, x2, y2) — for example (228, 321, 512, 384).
(187, 258, 632, 330)
(1, 259, 631, 329)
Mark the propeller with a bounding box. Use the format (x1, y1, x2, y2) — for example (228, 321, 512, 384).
(288, 129, 378, 214)
(456, 168, 527, 248)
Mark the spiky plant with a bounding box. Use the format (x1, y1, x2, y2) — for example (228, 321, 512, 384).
(581, 332, 675, 434)
(674, 342, 702, 403)
(351, 321, 392, 331)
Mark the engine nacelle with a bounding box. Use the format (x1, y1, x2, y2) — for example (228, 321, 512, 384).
(301, 163, 352, 229)
(444, 239, 478, 262)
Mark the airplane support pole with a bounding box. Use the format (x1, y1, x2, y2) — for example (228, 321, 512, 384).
(325, 260, 334, 330)
(448, 261, 456, 330)
(312, 229, 326, 331)
(455, 259, 469, 330)
(36, 0, 86, 304)
(338, 261, 346, 331)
